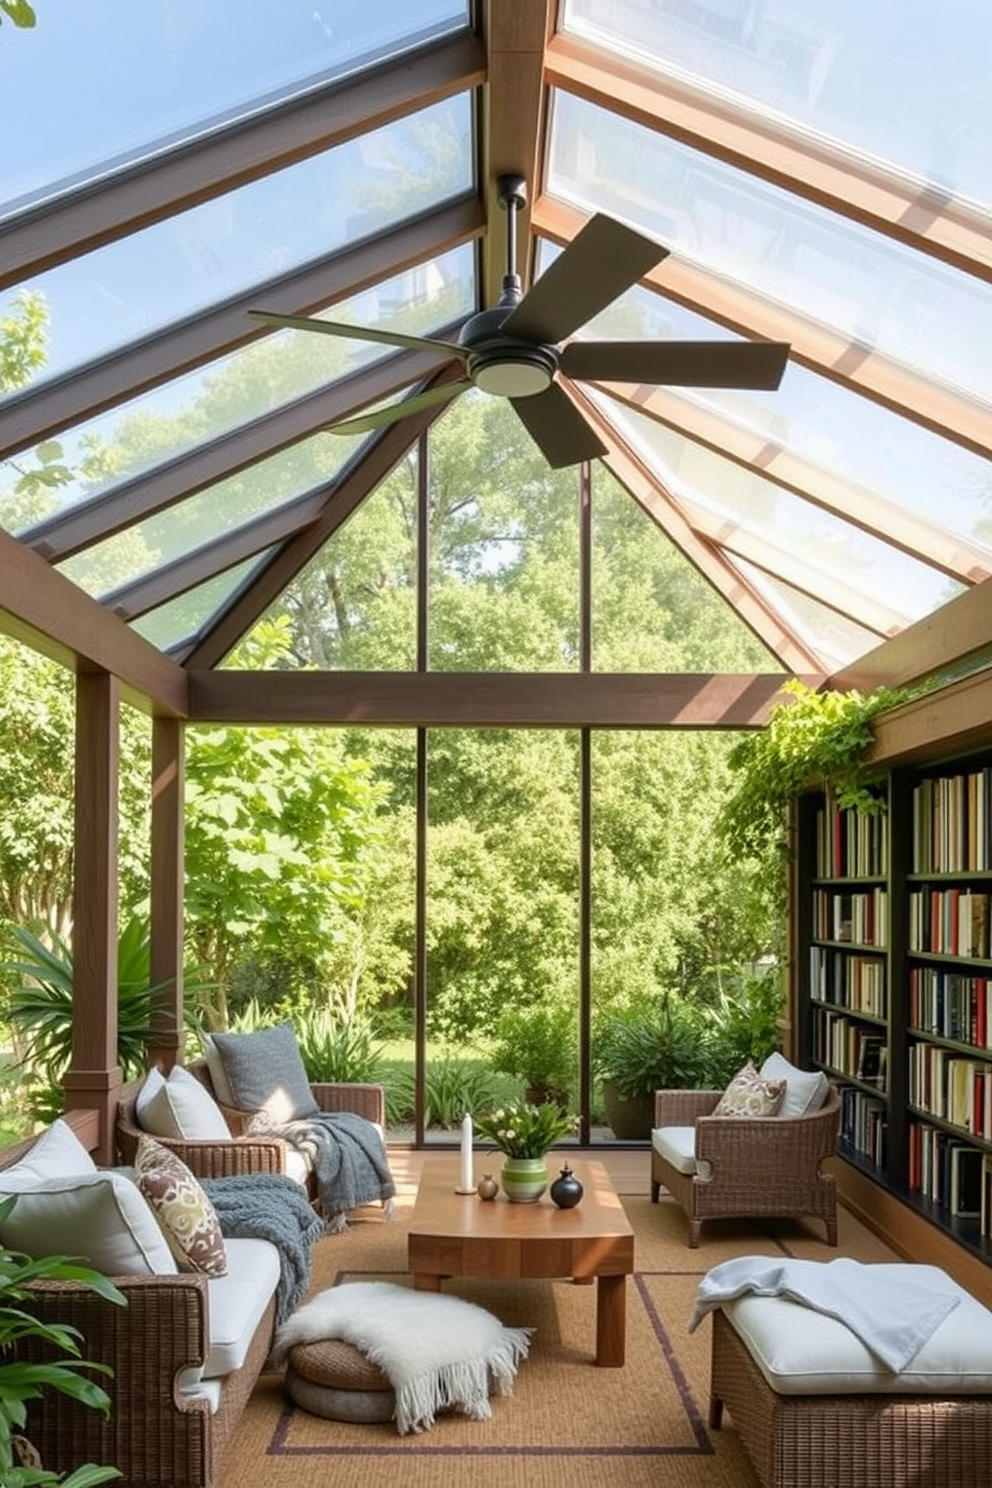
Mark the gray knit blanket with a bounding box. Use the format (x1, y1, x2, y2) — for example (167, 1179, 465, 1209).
(202, 1172, 324, 1325)
(270, 1111, 396, 1228)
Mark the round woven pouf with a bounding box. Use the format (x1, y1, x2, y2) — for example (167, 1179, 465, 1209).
(285, 1337, 395, 1424)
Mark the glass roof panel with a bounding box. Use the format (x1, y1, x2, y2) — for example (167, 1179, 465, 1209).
(563, 0, 992, 208)
(1, 246, 475, 535)
(731, 557, 883, 671)
(1, 1, 469, 217)
(56, 433, 365, 600)
(541, 254, 992, 554)
(130, 552, 272, 653)
(548, 90, 992, 401)
(591, 391, 964, 629)
(0, 94, 473, 391)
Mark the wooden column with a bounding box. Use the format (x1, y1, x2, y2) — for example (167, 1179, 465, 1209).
(63, 669, 122, 1161)
(148, 716, 185, 1070)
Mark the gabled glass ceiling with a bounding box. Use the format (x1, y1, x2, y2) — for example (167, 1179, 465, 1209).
(1, 0, 990, 682)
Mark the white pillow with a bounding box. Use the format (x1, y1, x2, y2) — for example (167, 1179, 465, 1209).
(136, 1065, 230, 1140)
(204, 1036, 236, 1107)
(0, 1117, 98, 1187)
(760, 1052, 830, 1118)
(0, 1170, 177, 1275)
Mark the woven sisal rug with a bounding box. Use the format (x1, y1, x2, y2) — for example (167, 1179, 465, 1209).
(218, 1185, 897, 1488)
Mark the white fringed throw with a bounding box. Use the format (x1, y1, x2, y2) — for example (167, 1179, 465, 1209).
(272, 1280, 533, 1434)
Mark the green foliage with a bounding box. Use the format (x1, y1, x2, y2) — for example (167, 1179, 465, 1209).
(701, 973, 784, 1086)
(0, 1, 36, 27)
(0, 918, 194, 1125)
(717, 680, 913, 889)
(491, 1001, 577, 1100)
(0, 1195, 125, 1487)
(473, 1100, 577, 1159)
(420, 1056, 502, 1130)
(294, 1001, 385, 1085)
(593, 997, 713, 1100)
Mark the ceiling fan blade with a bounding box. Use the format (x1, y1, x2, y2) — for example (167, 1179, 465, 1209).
(501, 214, 669, 346)
(249, 309, 466, 361)
(561, 339, 791, 390)
(326, 380, 470, 436)
(510, 384, 608, 470)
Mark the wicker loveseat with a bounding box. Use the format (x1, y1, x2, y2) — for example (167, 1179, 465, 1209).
(116, 1058, 386, 1200)
(1, 1114, 280, 1488)
(650, 1082, 841, 1247)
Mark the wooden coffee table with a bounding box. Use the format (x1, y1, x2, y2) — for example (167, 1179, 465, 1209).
(407, 1157, 634, 1366)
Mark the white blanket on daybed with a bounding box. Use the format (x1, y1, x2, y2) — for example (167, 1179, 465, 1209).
(272, 1280, 533, 1434)
(688, 1256, 960, 1372)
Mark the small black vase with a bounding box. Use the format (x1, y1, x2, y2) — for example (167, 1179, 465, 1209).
(549, 1162, 583, 1209)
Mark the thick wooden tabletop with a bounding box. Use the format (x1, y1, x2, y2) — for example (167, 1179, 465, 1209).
(407, 1157, 634, 1364)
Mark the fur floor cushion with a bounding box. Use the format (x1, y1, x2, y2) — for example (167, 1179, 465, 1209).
(272, 1280, 533, 1434)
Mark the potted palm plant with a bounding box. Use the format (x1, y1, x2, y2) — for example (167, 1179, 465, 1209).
(0, 1195, 126, 1487)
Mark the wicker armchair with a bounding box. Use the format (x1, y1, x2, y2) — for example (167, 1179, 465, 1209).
(116, 1058, 387, 1200)
(650, 1084, 840, 1247)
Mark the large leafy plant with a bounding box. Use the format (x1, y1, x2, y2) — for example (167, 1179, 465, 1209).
(0, 1196, 125, 1487)
(0, 917, 198, 1125)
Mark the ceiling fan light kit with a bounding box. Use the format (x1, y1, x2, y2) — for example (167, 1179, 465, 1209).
(248, 174, 790, 468)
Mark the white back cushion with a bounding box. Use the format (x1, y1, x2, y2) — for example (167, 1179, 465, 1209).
(760, 1052, 830, 1118)
(136, 1065, 230, 1140)
(0, 1170, 177, 1275)
(0, 1117, 98, 1186)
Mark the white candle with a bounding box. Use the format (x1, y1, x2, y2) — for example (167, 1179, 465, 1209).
(460, 1112, 473, 1192)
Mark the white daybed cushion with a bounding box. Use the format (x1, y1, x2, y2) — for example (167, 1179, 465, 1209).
(723, 1263, 992, 1395)
(136, 1065, 231, 1140)
(0, 1170, 177, 1275)
(760, 1052, 830, 1118)
(202, 1236, 281, 1378)
(651, 1126, 712, 1180)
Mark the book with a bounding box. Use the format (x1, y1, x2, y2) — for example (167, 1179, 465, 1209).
(951, 1144, 983, 1217)
(856, 1035, 885, 1087)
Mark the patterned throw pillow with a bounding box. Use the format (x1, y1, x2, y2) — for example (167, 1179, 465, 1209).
(713, 1062, 786, 1118)
(135, 1135, 228, 1277)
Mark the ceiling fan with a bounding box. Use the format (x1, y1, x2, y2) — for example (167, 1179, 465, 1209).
(248, 175, 790, 470)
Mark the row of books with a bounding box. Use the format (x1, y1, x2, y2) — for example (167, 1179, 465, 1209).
(912, 768, 992, 874)
(814, 797, 888, 880)
(908, 967, 992, 1049)
(908, 888, 990, 960)
(812, 1009, 887, 1089)
(809, 945, 886, 1018)
(811, 888, 887, 947)
(838, 1085, 887, 1166)
(908, 1120, 983, 1217)
(907, 1041, 992, 1137)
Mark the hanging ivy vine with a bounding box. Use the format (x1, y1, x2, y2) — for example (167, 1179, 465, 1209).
(717, 679, 917, 872)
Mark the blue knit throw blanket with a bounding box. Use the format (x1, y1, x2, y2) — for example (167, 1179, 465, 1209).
(271, 1111, 396, 1227)
(202, 1172, 324, 1325)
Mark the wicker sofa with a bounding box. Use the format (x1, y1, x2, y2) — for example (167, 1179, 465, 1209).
(1, 1115, 280, 1488)
(115, 1058, 387, 1199)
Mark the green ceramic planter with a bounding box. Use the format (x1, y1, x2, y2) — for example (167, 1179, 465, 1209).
(500, 1156, 549, 1203)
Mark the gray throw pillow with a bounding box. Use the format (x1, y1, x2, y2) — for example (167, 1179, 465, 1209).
(210, 1022, 318, 1123)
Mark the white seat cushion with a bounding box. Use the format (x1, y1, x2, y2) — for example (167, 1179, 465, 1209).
(723, 1264, 992, 1395)
(652, 1126, 711, 1179)
(203, 1236, 280, 1378)
(760, 1052, 830, 1118)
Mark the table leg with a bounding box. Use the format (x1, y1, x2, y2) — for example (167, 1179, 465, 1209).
(595, 1274, 626, 1367)
(413, 1274, 442, 1292)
